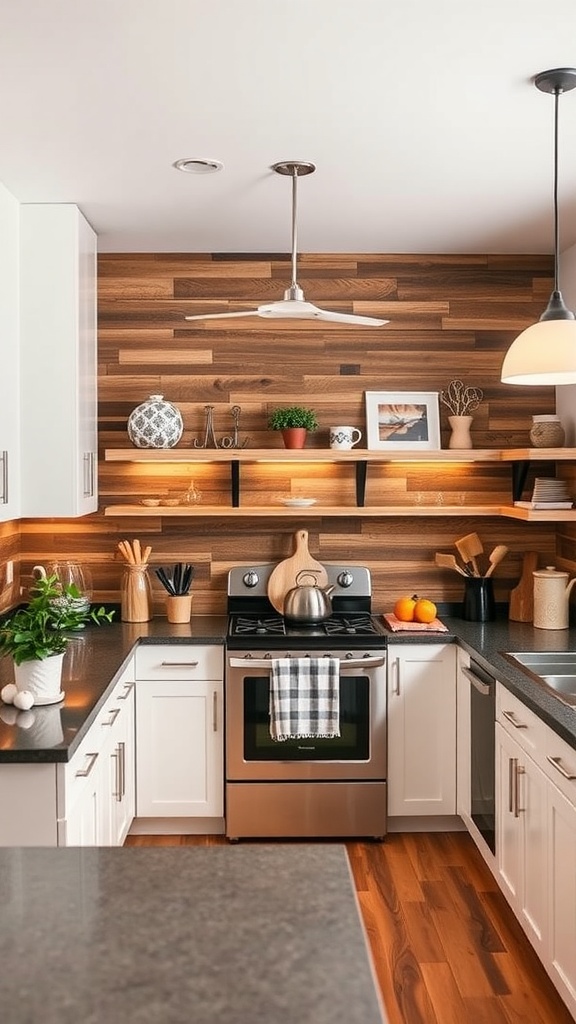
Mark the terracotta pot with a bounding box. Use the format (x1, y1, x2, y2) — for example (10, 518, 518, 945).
(281, 427, 307, 449)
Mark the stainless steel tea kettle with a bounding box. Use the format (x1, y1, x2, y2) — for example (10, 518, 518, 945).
(283, 570, 335, 623)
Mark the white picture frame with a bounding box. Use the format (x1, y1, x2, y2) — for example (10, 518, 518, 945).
(365, 391, 441, 451)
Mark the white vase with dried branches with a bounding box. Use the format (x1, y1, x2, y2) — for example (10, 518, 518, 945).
(440, 380, 484, 450)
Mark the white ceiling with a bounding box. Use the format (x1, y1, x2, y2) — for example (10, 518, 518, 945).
(2, 0, 576, 256)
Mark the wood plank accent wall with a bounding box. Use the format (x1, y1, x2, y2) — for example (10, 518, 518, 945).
(10, 251, 574, 615)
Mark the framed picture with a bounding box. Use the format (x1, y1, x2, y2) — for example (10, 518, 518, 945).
(365, 391, 441, 451)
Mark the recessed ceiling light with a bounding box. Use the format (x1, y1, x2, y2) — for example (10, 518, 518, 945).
(173, 158, 223, 174)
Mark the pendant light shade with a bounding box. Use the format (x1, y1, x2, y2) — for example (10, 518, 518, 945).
(501, 68, 576, 385)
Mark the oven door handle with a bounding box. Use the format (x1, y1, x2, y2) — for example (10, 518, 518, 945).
(228, 656, 386, 670)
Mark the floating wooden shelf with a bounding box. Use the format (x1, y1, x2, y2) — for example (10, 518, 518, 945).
(103, 504, 503, 518)
(102, 447, 576, 520)
(104, 447, 504, 463)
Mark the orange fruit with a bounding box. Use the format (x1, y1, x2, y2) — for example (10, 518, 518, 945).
(414, 598, 437, 623)
(393, 595, 418, 622)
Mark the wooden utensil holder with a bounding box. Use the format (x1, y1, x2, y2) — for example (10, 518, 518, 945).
(121, 565, 152, 622)
(166, 594, 192, 623)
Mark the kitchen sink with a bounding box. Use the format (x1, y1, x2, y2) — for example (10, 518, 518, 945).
(503, 651, 576, 706)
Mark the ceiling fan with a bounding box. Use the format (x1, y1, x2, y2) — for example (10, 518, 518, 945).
(185, 160, 389, 327)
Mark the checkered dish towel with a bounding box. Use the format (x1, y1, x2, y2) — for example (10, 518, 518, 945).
(269, 657, 341, 742)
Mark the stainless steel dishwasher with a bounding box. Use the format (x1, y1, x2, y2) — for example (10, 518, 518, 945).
(461, 658, 496, 856)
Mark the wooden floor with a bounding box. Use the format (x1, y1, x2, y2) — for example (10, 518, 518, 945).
(125, 831, 573, 1024)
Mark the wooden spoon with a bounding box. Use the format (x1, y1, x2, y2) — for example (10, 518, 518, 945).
(454, 532, 483, 576)
(435, 552, 469, 577)
(484, 544, 509, 578)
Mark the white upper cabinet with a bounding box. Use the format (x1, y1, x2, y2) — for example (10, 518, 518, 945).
(0, 181, 21, 522)
(19, 204, 98, 517)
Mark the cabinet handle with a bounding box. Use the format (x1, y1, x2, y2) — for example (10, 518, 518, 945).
(160, 661, 199, 668)
(547, 755, 576, 781)
(514, 763, 525, 817)
(118, 682, 134, 700)
(213, 690, 218, 732)
(392, 657, 400, 696)
(83, 451, 96, 497)
(112, 749, 121, 801)
(75, 751, 99, 778)
(102, 707, 121, 727)
(502, 709, 528, 730)
(508, 757, 516, 813)
(0, 450, 8, 504)
(119, 740, 126, 799)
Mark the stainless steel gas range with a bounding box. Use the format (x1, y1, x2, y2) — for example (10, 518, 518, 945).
(225, 563, 388, 840)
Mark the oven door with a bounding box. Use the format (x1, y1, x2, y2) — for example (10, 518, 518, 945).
(226, 653, 387, 781)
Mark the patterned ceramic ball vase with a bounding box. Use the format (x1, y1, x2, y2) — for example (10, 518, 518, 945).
(127, 394, 184, 449)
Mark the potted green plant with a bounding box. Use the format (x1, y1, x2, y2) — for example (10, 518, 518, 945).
(267, 405, 319, 449)
(0, 573, 114, 707)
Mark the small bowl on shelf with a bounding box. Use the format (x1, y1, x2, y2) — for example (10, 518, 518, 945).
(279, 497, 317, 508)
(141, 498, 161, 507)
(159, 498, 181, 507)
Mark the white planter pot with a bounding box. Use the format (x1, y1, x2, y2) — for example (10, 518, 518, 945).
(14, 653, 65, 706)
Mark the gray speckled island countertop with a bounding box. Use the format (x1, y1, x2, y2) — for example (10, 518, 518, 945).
(0, 844, 386, 1024)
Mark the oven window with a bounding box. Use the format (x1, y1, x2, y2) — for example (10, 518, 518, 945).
(242, 674, 370, 761)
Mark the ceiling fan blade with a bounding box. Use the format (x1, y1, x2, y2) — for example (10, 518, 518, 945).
(311, 308, 390, 326)
(184, 310, 259, 321)
(255, 298, 388, 326)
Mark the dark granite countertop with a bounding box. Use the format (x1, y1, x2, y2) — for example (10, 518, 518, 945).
(382, 610, 576, 750)
(2, 606, 576, 761)
(0, 616, 227, 763)
(0, 844, 385, 1024)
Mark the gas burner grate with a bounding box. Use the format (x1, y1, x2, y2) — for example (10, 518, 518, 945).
(232, 615, 286, 636)
(323, 615, 381, 636)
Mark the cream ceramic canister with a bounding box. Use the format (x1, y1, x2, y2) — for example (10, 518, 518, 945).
(529, 415, 565, 449)
(533, 565, 576, 629)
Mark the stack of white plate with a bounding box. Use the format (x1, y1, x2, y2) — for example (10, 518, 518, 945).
(531, 477, 572, 502)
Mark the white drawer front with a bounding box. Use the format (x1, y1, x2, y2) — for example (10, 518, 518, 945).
(544, 726, 576, 806)
(496, 683, 546, 765)
(57, 678, 133, 816)
(135, 644, 223, 681)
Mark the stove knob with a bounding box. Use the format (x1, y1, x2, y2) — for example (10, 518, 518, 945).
(242, 570, 259, 588)
(337, 570, 354, 588)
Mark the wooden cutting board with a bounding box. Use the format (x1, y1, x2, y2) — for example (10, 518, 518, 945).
(267, 529, 329, 614)
(509, 551, 538, 622)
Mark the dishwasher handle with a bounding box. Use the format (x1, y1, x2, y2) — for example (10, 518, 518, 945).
(461, 664, 493, 696)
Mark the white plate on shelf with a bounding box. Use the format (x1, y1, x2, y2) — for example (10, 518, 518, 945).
(280, 497, 317, 508)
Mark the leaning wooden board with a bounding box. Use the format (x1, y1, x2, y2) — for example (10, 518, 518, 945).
(267, 529, 329, 614)
(508, 551, 539, 622)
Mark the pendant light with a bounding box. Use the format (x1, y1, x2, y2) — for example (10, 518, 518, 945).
(501, 67, 576, 385)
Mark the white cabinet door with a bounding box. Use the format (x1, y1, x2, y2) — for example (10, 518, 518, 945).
(19, 203, 98, 517)
(456, 646, 471, 820)
(108, 682, 135, 845)
(0, 181, 21, 522)
(60, 747, 110, 846)
(387, 643, 457, 817)
(545, 731, 576, 1018)
(496, 722, 548, 957)
(136, 677, 223, 818)
(547, 781, 576, 1017)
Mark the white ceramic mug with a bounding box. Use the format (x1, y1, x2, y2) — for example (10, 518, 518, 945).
(329, 425, 362, 450)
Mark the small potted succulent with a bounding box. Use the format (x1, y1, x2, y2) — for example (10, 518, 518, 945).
(0, 573, 114, 708)
(267, 405, 319, 449)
